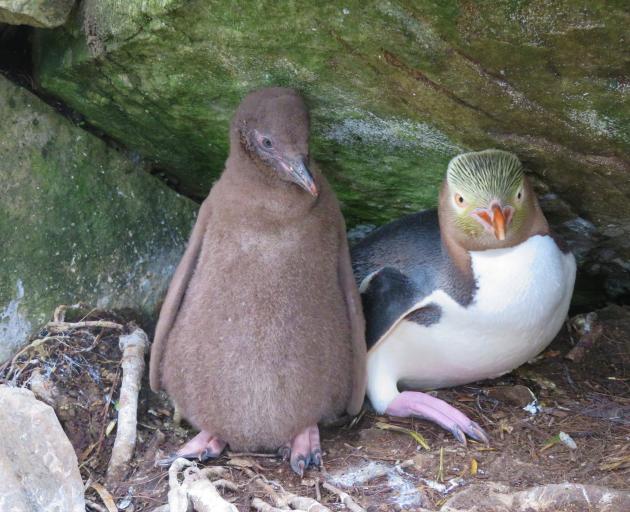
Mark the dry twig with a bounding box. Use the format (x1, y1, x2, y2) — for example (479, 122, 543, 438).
(88, 482, 117, 512)
(322, 482, 365, 512)
(46, 320, 124, 332)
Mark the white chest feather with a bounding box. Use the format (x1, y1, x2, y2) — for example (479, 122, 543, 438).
(367, 235, 576, 412)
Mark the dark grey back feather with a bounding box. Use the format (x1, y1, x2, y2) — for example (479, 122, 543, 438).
(351, 209, 476, 349)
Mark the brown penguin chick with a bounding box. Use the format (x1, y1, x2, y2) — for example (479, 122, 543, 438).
(149, 87, 366, 475)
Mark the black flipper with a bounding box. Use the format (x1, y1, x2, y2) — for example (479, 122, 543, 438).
(361, 267, 439, 350)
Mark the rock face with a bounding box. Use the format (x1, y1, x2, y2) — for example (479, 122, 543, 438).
(31, 1, 630, 300)
(0, 0, 74, 28)
(0, 75, 197, 362)
(0, 386, 85, 511)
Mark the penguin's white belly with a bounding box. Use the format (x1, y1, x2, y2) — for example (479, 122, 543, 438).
(367, 235, 576, 412)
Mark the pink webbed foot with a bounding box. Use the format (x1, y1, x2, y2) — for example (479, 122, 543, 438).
(386, 391, 489, 445)
(279, 425, 322, 477)
(158, 430, 227, 466)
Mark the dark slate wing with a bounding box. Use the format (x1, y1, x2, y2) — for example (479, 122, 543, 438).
(361, 267, 441, 349)
(351, 209, 443, 283)
(351, 209, 448, 350)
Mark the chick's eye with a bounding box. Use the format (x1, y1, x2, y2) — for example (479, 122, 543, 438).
(262, 137, 273, 148)
(517, 190, 522, 200)
(454, 193, 465, 206)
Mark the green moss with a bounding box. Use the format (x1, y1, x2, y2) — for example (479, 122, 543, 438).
(32, 0, 629, 234)
(0, 76, 197, 361)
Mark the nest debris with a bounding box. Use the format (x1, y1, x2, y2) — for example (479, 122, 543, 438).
(0, 304, 628, 511)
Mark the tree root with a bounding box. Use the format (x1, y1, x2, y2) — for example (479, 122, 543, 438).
(251, 497, 289, 512)
(106, 327, 149, 483)
(167, 458, 238, 512)
(237, 466, 332, 511)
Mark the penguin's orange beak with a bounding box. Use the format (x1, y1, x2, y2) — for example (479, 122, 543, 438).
(471, 202, 514, 240)
(491, 204, 507, 241)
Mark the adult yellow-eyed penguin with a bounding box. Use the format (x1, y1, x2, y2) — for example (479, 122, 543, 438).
(150, 88, 366, 475)
(351, 150, 576, 443)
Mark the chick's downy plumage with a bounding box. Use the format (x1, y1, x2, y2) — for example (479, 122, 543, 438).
(150, 88, 366, 470)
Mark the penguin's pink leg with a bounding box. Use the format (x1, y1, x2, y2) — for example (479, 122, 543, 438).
(287, 424, 322, 476)
(177, 430, 213, 456)
(308, 424, 322, 467)
(386, 391, 489, 445)
(158, 430, 227, 466)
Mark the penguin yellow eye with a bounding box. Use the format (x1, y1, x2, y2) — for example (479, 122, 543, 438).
(454, 193, 466, 208)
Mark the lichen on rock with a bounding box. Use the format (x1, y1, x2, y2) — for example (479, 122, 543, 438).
(0, 75, 197, 360)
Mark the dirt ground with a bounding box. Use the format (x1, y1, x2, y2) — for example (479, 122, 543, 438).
(1, 304, 628, 511)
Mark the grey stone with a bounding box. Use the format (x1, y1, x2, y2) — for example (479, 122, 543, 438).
(0, 386, 85, 511)
(0, 0, 74, 28)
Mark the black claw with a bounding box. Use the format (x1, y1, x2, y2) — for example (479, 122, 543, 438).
(278, 446, 291, 461)
(450, 427, 467, 446)
(155, 456, 175, 468)
(157, 454, 178, 467)
(199, 448, 220, 462)
(311, 449, 322, 468)
(466, 422, 490, 444)
(291, 455, 307, 477)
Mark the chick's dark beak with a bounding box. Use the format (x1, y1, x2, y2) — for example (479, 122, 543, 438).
(288, 157, 318, 197)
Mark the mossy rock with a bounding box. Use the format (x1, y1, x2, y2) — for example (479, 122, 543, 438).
(0, 76, 197, 362)
(31, 1, 630, 297)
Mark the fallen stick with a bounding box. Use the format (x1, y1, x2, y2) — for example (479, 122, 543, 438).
(46, 320, 124, 332)
(106, 327, 149, 482)
(322, 482, 365, 512)
(89, 482, 117, 512)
